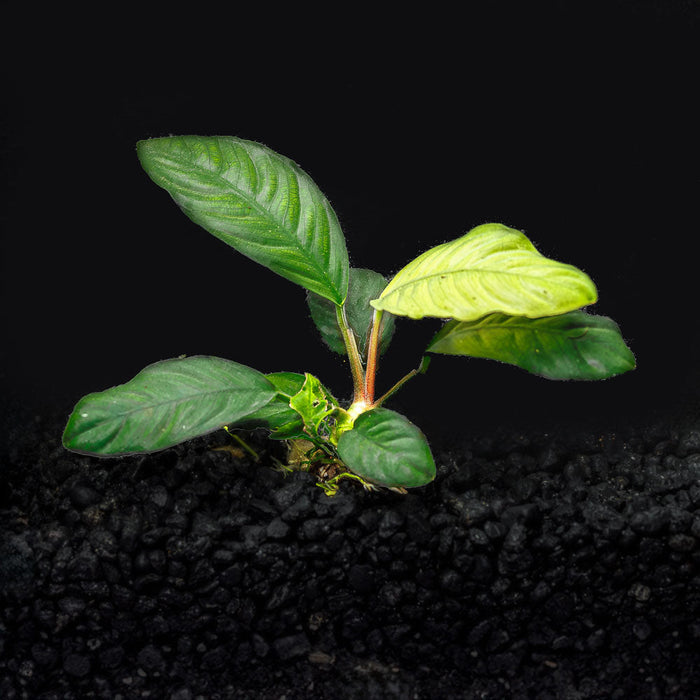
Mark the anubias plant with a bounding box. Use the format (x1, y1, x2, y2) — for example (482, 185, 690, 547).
(63, 136, 635, 494)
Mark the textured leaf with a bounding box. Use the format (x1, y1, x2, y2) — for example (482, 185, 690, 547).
(337, 408, 436, 488)
(371, 223, 597, 321)
(307, 268, 396, 358)
(236, 371, 306, 438)
(427, 310, 636, 380)
(289, 373, 338, 436)
(63, 356, 276, 456)
(137, 136, 349, 304)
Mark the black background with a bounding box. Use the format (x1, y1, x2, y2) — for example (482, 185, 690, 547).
(2, 1, 699, 443)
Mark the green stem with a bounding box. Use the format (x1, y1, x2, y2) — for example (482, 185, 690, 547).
(336, 304, 365, 403)
(364, 308, 384, 405)
(222, 426, 260, 461)
(373, 356, 429, 408)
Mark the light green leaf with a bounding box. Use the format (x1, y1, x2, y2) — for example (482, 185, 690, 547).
(307, 267, 396, 358)
(337, 408, 436, 488)
(63, 356, 276, 456)
(370, 223, 597, 321)
(427, 310, 636, 380)
(137, 136, 349, 304)
(289, 373, 339, 440)
(236, 371, 306, 439)
(262, 371, 307, 397)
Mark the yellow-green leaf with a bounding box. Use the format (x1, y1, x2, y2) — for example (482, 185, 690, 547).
(370, 223, 597, 321)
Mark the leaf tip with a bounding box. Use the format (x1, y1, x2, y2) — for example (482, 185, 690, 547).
(61, 419, 92, 456)
(135, 137, 154, 160)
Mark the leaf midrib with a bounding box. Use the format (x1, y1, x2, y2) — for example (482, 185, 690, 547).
(157, 148, 341, 301)
(434, 320, 614, 371)
(437, 320, 609, 346)
(382, 266, 586, 302)
(86, 384, 264, 424)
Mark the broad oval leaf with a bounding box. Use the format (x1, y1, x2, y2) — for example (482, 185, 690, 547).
(137, 136, 349, 305)
(336, 408, 436, 488)
(236, 371, 306, 439)
(63, 356, 277, 456)
(427, 310, 636, 380)
(371, 223, 597, 321)
(307, 267, 396, 358)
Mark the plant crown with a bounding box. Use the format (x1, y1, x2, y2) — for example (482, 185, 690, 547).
(63, 136, 636, 492)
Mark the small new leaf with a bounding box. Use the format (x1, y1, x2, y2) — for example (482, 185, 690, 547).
(236, 372, 307, 439)
(289, 373, 340, 442)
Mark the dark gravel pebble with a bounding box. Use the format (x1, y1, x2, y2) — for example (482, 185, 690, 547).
(273, 632, 311, 661)
(62, 653, 91, 677)
(68, 482, 100, 508)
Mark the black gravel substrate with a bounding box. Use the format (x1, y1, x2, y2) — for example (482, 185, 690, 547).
(2, 410, 700, 699)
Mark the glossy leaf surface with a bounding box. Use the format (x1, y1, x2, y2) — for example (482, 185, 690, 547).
(137, 136, 349, 304)
(371, 223, 597, 321)
(337, 408, 436, 488)
(307, 268, 396, 358)
(63, 356, 276, 455)
(427, 310, 636, 380)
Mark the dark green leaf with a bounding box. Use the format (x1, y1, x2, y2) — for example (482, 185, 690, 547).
(427, 310, 636, 380)
(137, 136, 349, 304)
(307, 268, 395, 358)
(63, 356, 276, 456)
(337, 408, 435, 488)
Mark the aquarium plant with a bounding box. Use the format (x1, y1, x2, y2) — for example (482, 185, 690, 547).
(62, 136, 635, 493)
